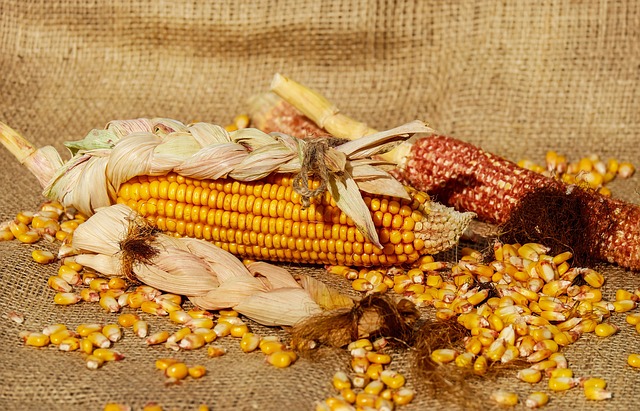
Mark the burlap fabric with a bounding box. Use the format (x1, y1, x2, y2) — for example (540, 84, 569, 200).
(1, 1, 639, 410)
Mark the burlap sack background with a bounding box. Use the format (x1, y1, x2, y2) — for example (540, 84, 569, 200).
(1, 1, 639, 410)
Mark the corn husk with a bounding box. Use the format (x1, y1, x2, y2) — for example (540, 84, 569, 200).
(1, 118, 434, 248)
(68, 204, 353, 327)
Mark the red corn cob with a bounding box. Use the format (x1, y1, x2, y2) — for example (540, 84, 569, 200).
(398, 135, 640, 270)
(250, 77, 640, 270)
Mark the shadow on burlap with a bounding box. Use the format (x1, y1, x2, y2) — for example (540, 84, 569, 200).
(1, 1, 640, 410)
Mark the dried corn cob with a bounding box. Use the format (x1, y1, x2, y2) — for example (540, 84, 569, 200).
(260, 73, 640, 270)
(0, 118, 473, 267)
(116, 172, 470, 266)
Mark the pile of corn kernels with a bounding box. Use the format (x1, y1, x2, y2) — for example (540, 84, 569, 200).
(327, 241, 640, 408)
(518, 151, 635, 197)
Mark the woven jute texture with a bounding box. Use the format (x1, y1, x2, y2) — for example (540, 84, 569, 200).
(1, 1, 640, 410)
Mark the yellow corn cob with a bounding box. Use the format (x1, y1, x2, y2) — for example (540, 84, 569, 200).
(116, 172, 469, 266)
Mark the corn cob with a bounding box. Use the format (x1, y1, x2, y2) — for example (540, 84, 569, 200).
(0, 118, 473, 267)
(116, 172, 470, 266)
(260, 73, 640, 270)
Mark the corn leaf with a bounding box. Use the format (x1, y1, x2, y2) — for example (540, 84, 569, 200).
(327, 166, 382, 249)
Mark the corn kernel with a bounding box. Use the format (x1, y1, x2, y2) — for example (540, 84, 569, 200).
(86, 355, 105, 370)
(240, 332, 261, 353)
(207, 345, 226, 357)
(524, 392, 549, 408)
(24, 332, 50, 347)
(392, 388, 415, 405)
(267, 351, 294, 368)
(93, 348, 125, 361)
(594, 323, 619, 337)
(628, 353, 640, 368)
(517, 368, 542, 384)
(188, 365, 207, 378)
(584, 386, 612, 401)
(430, 348, 457, 364)
(165, 362, 189, 379)
(490, 390, 518, 406)
(380, 369, 405, 389)
(156, 358, 180, 371)
(548, 376, 581, 391)
(146, 331, 170, 345)
(32, 250, 55, 264)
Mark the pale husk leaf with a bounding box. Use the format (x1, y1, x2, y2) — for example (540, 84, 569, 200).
(232, 287, 323, 326)
(245, 261, 302, 289)
(187, 122, 232, 146)
(298, 275, 354, 310)
(327, 168, 382, 248)
(179, 238, 255, 283)
(70, 254, 121, 277)
(350, 163, 411, 199)
(187, 276, 269, 310)
(173, 143, 248, 179)
(335, 120, 433, 159)
(71, 204, 132, 255)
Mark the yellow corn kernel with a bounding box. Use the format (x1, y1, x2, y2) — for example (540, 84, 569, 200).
(140, 300, 167, 316)
(259, 340, 285, 355)
(267, 351, 294, 368)
(187, 317, 213, 330)
(101, 324, 122, 343)
(527, 349, 553, 363)
(613, 299, 637, 313)
(332, 371, 351, 390)
(41, 323, 67, 336)
(490, 390, 518, 406)
(628, 353, 640, 368)
(530, 359, 558, 371)
(517, 368, 542, 384)
(582, 269, 605, 288)
(48, 329, 75, 345)
(617, 161, 635, 178)
(365, 351, 391, 365)
(240, 332, 261, 353)
(24, 332, 50, 347)
(524, 392, 549, 408)
(594, 323, 619, 337)
(93, 348, 125, 361)
(155, 358, 179, 371)
(52, 291, 81, 305)
(363, 380, 385, 396)
(169, 310, 193, 325)
(584, 386, 612, 401)
(86, 355, 105, 370)
(146, 331, 170, 345)
(99, 295, 120, 313)
(355, 392, 377, 408)
(626, 312, 640, 326)
(188, 365, 207, 378)
(176, 333, 204, 350)
(165, 362, 189, 379)
(79, 338, 94, 355)
(473, 355, 488, 375)
(89, 278, 109, 292)
(87, 331, 111, 348)
(230, 323, 250, 337)
(430, 348, 457, 364)
(117, 313, 140, 328)
(57, 337, 80, 352)
(107, 277, 127, 290)
(193, 328, 217, 343)
(583, 377, 607, 390)
(213, 322, 231, 338)
(379, 369, 405, 389)
(534, 339, 559, 353)
(392, 388, 415, 406)
(453, 351, 474, 368)
(550, 368, 573, 378)
(549, 376, 581, 391)
(207, 345, 226, 357)
(31, 249, 55, 264)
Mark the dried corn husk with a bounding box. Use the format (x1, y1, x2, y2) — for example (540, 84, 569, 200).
(1, 118, 439, 248)
(69, 204, 338, 326)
